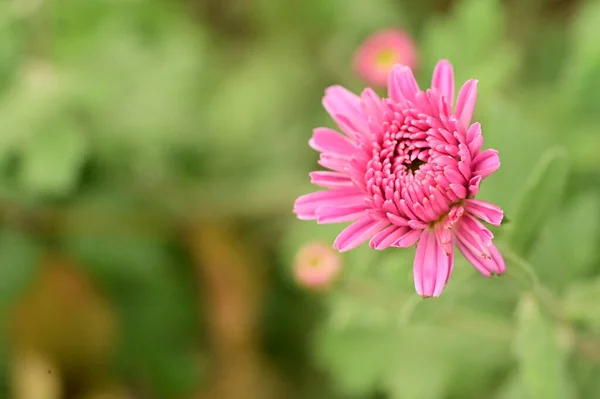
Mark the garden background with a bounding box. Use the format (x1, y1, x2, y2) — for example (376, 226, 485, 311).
(1, 0, 600, 398)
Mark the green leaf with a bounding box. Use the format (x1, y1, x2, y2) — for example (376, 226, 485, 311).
(508, 147, 569, 256)
(316, 324, 396, 394)
(563, 277, 600, 331)
(18, 120, 87, 197)
(0, 228, 41, 309)
(562, 1, 600, 121)
(514, 295, 571, 399)
(63, 232, 172, 285)
(495, 373, 524, 399)
(529, 193, 600, 288)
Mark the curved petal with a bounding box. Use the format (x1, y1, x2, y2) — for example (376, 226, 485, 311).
(464, 199, 504, 226)
(435, 223, 453, 255)
(453, 214, 493, 258)
(431, 59, 454, 106)
(472, 148, 500, 179)
(455, 79, 478, 129)
(413, 229, 455, 297)
(333, 218, 388, 252)
(466, 123, 483, 158)
(392, 227, 422, 247)
(369, 225, 411, 250)
(388, 65, 420, 103)
(456, 237, 505, 276)
(323, 86, 368, 137)
(454, 215, 504, 276)
(309, 128, 356, 156)
(310, 171, 354, 189)
(316, 204, 367, 224)
(294, 189, 363, 220)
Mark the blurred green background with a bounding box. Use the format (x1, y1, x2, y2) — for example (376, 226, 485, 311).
(1, 0, 600, 398)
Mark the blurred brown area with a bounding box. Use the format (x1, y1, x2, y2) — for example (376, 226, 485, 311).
(186, 221, 285, 399)
(8, 253, 116, 398)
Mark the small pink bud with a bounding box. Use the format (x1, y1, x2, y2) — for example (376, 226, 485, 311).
(293, 241, 341, 290)
(353, 28, 418, 87)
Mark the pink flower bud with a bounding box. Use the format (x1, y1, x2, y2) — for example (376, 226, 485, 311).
(293, 241, 341, 290)
(353, 29, 418, 87)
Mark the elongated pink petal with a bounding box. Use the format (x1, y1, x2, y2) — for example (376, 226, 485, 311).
(432, 60, 454, 106)
(323, 86, 368, 137)
(333, 218, 388, 252)
(369, 225, 411, 250)
(393, 227, 422, 247)
(316, 204, 367, 224)
(361, 88, 384, 129)
(318, 153, 349, 173)
(455, 79, 478, 129)
(456, 236, 505, 276)
(453, 214, 493, 258)
(464, 199, 504, 225)
(294, 189, 363, 220)
(386, 212, 410, 226)
(468, 175, 482, 197)
(435, 223, 453, 255)
(309, 128, 355, 155)
(310, 171, 354, 189)
(413, 229, 454, 297)
(472, 149, 500, 179)
(388, 65, 420, 103)
(466, 123, 483, 157)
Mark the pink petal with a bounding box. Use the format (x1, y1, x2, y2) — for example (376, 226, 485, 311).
(453, 215, 501, 276)
(449, 183, 467, 199)
(360, 88, 384, 128)
(388, 65, 420, 103)
(316, 204, 367, 224)
(318, 153, 349, 173)
(468, 175, 482, 197)
(456, 236, 505, 276)
(464, 199, 504, 226)
(309, 128, 356, 156)
(454, 214, 493, 255)
(392, 227, 422, 247)
(435, 223, 453, 255)
(472, 149, 500, 179)
(466, 123, 483, 158)
(431, 59, 454, 106)
(333, 218, 388, 252)
(455, 79, 478, 129)
(310, 171, 354, 189)
(413, 229, 454, 297)
(294, 189, 363, 220)
(323, 86, 368, 137)
(386, 212, 410, 226)
(369, 225, 411, 250)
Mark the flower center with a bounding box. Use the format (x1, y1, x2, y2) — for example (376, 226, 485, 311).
(376, 48, 398, 69)
(364, 96, 470, 225)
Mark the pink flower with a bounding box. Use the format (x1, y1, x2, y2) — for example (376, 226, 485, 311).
(294, 241, 342, 290)
(293, 60, 505, 297)
(353, 29, 418, 87)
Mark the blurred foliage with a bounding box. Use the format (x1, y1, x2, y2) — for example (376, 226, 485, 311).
(0, 0, 599, 398)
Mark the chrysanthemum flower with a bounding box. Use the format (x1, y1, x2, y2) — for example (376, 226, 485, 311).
(353, 29, 417, 87)
(294, 241, 342, 290)
(294, 60, 505, 297)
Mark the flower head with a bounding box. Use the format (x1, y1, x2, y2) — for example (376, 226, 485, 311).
(293, 60, 504, 297)
(294, 241, 342, 290)
(353, 29, 418, 87)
